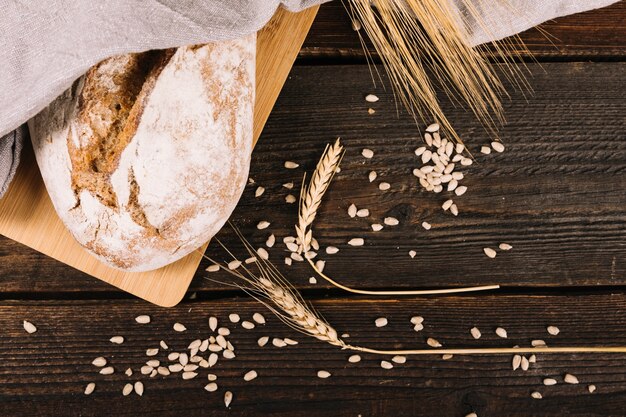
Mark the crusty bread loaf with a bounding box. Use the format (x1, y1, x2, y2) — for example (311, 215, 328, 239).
(28, 34, 255, 272)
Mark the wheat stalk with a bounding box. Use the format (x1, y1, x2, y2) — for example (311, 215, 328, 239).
(203, 231, 626, 356)
(296, 140, 500, 296)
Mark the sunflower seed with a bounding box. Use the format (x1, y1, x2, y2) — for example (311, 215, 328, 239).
(564, 374, 579, 384)
(208, 353, 218, 367)
(141, 365, 153, 375)
(168, 363, 183, 372)
(256, 247, 269, 260)
(356, 208, 370, 217)
(442, 354, 453, 360)
(415, 146, 426, 156)
(379, 182, 391, 191)
(426, 337, 442, 348)
(547, 326, 560, 336)
(392, 355, 406, 364)
(283, 182, 294, 189)
(286, 242, 299, 252)
(512, 355, 522, 370)
(226, 314, 239, 324)
(315, 260, 325, 272)
(348, 238, 365, 246)
(531, 391, 543, 399)
(375, 317, 388, 327)
(183, 364, 199, 372)
(317, 370, 332, 378)
(470, 327, 482, 339)
(272, 338, 287, 348)
(326, 246, 339, 255)
(371, 224, 383, 231)
(99, 366, 114, 375)
(543, 378, 557, 386)
(484, 248, 497, 258)
(521, 356, 529, 371)
(168, 352, 179, 361)
(588, 384, 596, 393)
(205, 382, 218, 392)
(480, 146, 491, 154)
(368, 171, 377, 182)
(442, 199, 453, 211)
(206, 264, 220, 272)
(252, 313, 266, 325)
(460, 158, 473, 166)
(410, 316, 424, 325)
(125, 368, 133, 376)
(182, 372, 198, 380)
(532, 339, 547, 347)
(421, 221, 432, 230)
(209, 316, 218, 331)
(421, 150, 432, 164)
(362, 149, 374, 159)
(157, 366, 170, 375)
(499, 243, 513, 250)
(23, 320, 37, 334)
(257, 220, 270, 230)
(207, 373, 218, 382)
(173, 323, 187, 332)
(146, 359, 160, 368)
(92, 357, 107, 367)
(424, 133, 433, 146)
(491, 142, 505, 153)
(179, 353, 189, 366)
(284, 257, 293, 266)
(450, 204, 459, 216)
(414, 323, 424, 332)
(255, 186, 265, 197)
(134, 381, 144, 396)
(241, 321, 255, 330)
(452, 187, 466, 197)
(309, 277, 317, 284)
(365, 94, 379, 102)
(135, 315, 151, 324)
(384, 217, 399, 226)
(242, 370, 258, 382)
(224, 391, 233, 408)
(409, 250, 417, 258)
(284, 161, 299, 169)
(452, 172, 464, 180)
(348, 355, 362, 363)
(529, 354, 537, 363)
(227, 260, 242, 270)
(380, 360, 394, 369)
(495, 327, 508, 338)
(123, 383, 133, 396)
(216, 335, 228, 349)
(348, 203, 357, 218)
(426, 123, 439, 133)
(84, 382, 95, 395)
(282, 338, 297, 346)
(146, 348, 159, 356)
(285, 194, 296, 204)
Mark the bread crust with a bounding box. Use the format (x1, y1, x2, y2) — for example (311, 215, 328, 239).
(28, 35, 255, 271)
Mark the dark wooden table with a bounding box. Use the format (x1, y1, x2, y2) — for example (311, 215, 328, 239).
(1, 3, 626, 416)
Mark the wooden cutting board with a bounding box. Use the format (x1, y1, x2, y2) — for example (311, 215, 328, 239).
(0, 6, 319, 307)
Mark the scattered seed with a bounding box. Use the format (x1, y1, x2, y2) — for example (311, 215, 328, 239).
(491, 142, 505, 153)
(532, 339, 547, 347)
(371, 224, 383, 231)
(484, 248, 497, 258)
(272, 338, 287, 348)
(92, 357, 107, 367)
(362, 148, 374, 159)
(383, 217, 399, 226)
(529, 354, 537, 363)
(368, 108, 375, 114)
(257, 247, 269, 260)
(499, 243, 513, 250)
(470, 327, 482, 339)
(442, 199, 453, 211)
(543, 378, 557, 386)
(521, 356, 529, 371)
(23, 320, 37, 334)
(425, 123, 439, 133)
(284, 257, 293, 266)
(380, 360, 394, 370)
(455, 186, 467, 196)
(146, 359, 160, 368)
(356, 208, 370, 217)
(182, 372, 198, 380)
(460, 157, 473, 166)
(207, 317, 217, 332)
(84, 382, 95, 395)
(134, 381, 144, 396)
(466, 413, 477, 417)
(348, 355, 362, 363)
(588, 384, 596, 393)
(309, 277, 317, 284)
(413, 323, 424, 332)
(257, 220, 270, 230)
(224, 391, 233, 408)
(241, 321, 255, 330)
(531, 391, 543, 399)
(255, 186, 265, 197)
(512, 355, 522, 371)
(450, 204, 458, 216)
(141, 365, 153, 375)
(564, 374, 579, 384)
(125, 368, 133, 376)
(368, 171, 377, 182)
(252, 313, 266, 325)
(227, 260, 242, 270)
(285, 194, 296, 204)
(317, 370, 331, 379)
(286, 242, 299, 252)
(315, 260, 325, 272)
(326, 246, 339, 254)
(243, 370, 258, 382)
(99, 366, 114, 375)
(409, 250, 417, 259)
(228, 314, 240, 323)
(283, 338, 298, 346)
(378, 182, 390, 191)
(206, 264, 220, 272)
(146, 348, 159, 356)
(421, 221, 432, 230)
(365, 94, 379, 103)
(348, 238, 365, 246)
(447, 179, 458, 192)
(547, 326, 560, 336)
(392, 355, 407, 364)
(495, 327, 508, 338)
(410, 316, 424, 325)
(205, 382, 218, 392)
(375, 317, 388, 327)
(480, 146, 491, 154)
(284, 161, 299, 169)
(427, 338, 442, 348)
(173, 323, 187, 332)
(348, 203, 357, 218)
(135, 315, 151, 324)
(123, 383, 133, 396)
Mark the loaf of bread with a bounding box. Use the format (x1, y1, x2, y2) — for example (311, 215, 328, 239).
(28, 34, 255, 272)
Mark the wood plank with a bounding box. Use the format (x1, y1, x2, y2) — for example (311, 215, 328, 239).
(1, 295, 626, 416)
(1, 62, 624, 294)
(301, 1, 626, 60)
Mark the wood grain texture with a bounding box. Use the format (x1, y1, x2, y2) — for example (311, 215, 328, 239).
(0, 6, 318, 306)
(2, 62, 624, 294)
(2, 295, 626, 416)
(301, 1, 626, 60)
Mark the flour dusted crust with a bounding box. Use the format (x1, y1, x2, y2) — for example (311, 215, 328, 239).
(28, 34, 255, 271)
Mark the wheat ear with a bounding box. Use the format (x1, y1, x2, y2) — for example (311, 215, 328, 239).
(203, 230, 626, 356)
(296, 141, 500, 295)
